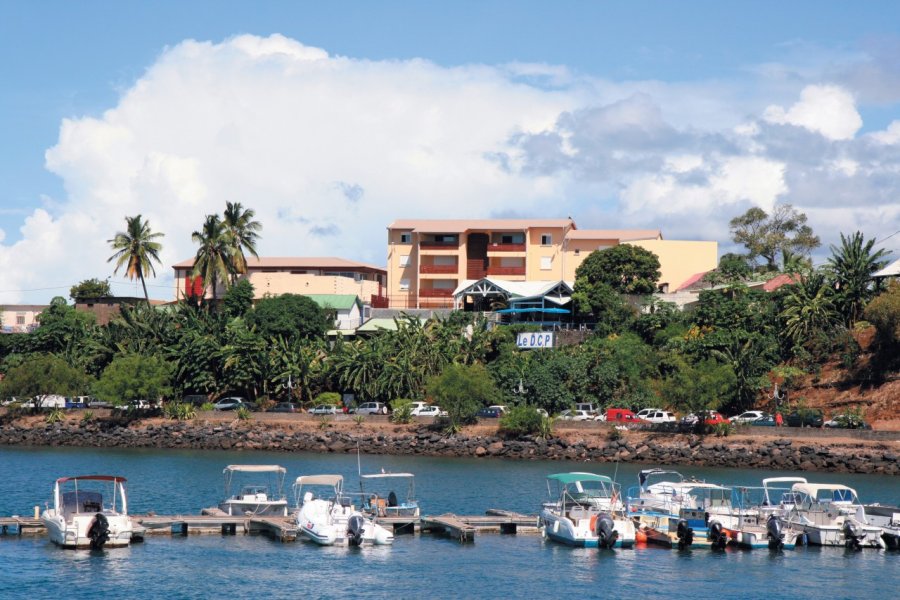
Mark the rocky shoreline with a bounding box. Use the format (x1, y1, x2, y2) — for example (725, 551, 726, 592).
(1, 417, 897, 475)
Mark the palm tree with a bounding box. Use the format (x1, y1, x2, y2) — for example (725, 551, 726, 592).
(780, 279, 838, 347)
(191, 214, 232, 302)
(222, 202, 262, 283)
(827, 231, 891, 325)
(107, 215, 164, 303)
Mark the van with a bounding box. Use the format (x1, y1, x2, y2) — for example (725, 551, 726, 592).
(575, 403, 599, 416)
(604, 408, 647, 423)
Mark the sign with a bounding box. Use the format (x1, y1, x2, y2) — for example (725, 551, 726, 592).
(516, 332, 554, 349)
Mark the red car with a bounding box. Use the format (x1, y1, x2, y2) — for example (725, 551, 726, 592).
(682, 411, 730, 426)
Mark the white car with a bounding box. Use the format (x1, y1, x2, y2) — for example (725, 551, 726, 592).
(356, 402, 388, 415)
(557, 409, 592, 421)
(636, 408, 662, 420)
(411, 405, 446, 417)
(309, 404, 338, 415)
(730, 410, 769, 424)
(642, 410, 676, 424)
(487, 405, 508, 414)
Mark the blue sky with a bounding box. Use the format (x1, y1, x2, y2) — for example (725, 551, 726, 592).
(1, 1, 899, 302)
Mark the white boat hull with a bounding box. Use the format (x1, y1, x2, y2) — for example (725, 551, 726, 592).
(540, 509, 635, 548)
(219, 499, 288, 517)
(41, 511, 133, 549)
(297, 499, 393, 546)
(796, 522, 885, 548)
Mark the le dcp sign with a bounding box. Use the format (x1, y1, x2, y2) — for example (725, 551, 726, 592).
(516, 332, 554, 349)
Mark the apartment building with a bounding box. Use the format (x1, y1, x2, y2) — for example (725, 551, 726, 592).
(0, 305, 46, 333)
(386, 219, 717, 308)
(172, 257, 387, 305)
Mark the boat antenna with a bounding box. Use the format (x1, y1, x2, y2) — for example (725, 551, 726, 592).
(357, 441, 362, 478)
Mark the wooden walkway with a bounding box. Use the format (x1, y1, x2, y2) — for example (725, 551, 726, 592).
(0, 516, 44, 536)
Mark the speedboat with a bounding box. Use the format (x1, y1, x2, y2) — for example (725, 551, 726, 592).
(863, 503, 900, 550)
(359, 472, 420, 518)
(784, 483, 885, 549)
(219, 465, 289, 516)
(718, 486, 799, 550)
(41, 475, 133, 549)
(293, 475, 394, 546)
(540, 472, 635, 548)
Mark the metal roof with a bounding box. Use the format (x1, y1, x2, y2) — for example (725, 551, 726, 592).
(304, 294, 362, 311)
(873, 258, 900, 278)
(546, 472, 614, 485)
(223, 465, 287, 474)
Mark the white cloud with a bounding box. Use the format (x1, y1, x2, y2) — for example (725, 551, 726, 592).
(762, 84, 862, 140)
(869, 120, 900, 145)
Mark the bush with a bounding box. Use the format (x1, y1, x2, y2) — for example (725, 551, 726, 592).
(499, 405, 545, 436)
(236, 406, 251, 421)
(164, 402, 196, 421)
(81, 410, 94, 424)
(45, 407, 65, 424)
(353, 414, 365, 426)
(427, 363, 498, 434)
(93, 353, 172, 406)
(390, 400, 414, 424)
(200, 402, 216, 412)
(314, 392, 342, 407)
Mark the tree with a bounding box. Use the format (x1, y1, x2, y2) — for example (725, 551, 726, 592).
(192, 214, 233, 302)
(864, 281, 900, 362)
(107, 214, 164, 302)
(427, 363, 498, 432)
(0, 354, 93, 403)
(729, 204, 820, 270)
(574, 244, 661, 295)
(93, 353, 173, 405)
(703, 253, 752, 286)
(571, 281, 636, 334)
(223, 279, 255, 318)
(248, 294, 330, 342)
(779, 276, 838, 349)
(222, 201, 262, 283)
(70, 278, 112, 302)
(826, 231, 891, 325)
(658, 356, 736, 418)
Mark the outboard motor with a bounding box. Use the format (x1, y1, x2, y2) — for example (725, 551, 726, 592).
(388, 491, 398, 508)
(842, 520, 863, 550)
(707, 520, 727, 549)
(88, 512, 110, 550)
(766, 515, 785, 550)
(595, 514, 618, 549)
(676, 519, 694, 549)
(347, 515, 366, 547)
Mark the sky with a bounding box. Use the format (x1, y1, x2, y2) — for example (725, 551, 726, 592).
(1, 0, 900, 303)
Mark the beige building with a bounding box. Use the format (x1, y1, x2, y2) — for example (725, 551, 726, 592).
(386, 219, 717, 308)
(172, 257, 387, 305)
(1, 305, 46, 333)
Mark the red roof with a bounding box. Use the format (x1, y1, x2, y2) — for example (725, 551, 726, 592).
(763, 274, 801, 292)
(675, 271, 711, 292)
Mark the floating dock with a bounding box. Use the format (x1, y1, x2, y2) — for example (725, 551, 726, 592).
(0, 516, 44, 536)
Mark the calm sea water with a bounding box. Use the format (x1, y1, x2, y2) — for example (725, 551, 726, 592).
(0, 446, 897, 599)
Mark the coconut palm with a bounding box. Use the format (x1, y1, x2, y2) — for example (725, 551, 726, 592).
(827, 231, 891, 325)
(191, 214, 233, 302)
(222, 201, 262, 283)
(107, 214, 164, 303)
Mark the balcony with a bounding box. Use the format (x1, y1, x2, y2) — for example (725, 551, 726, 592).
(487, 266, 526, 276)
(419, 264, 459, 274)
(487, 243, 525, 252)
(419, 240, 459, 249)
(419, 289, 455, 298)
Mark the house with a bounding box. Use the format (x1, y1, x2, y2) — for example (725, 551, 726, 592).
(386, 219, 717, 308)
(171, 257, 387, 305)
(0, 305, 47, 333)
(304, 294, 366, 331)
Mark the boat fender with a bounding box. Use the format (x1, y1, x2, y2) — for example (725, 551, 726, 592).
(595, 514, 618, 549)
(88, 513, 110, 550)
(676, 519, 694, 549)
(347, 515, 365, 546)
(766, 515, 784, 550)
(707, 520, 727, 549)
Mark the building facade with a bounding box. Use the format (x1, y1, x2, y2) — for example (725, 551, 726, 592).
(0, 305, 46, 333)
(171, 257, 387, 305)
(386, 219, 717, 308)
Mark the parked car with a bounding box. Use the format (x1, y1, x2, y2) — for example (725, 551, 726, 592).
(64, 396, 93, 409)
(557, 409, 592, 421)
(487, 405, 508, 414)
(183, 394, 208, 406)
(730, 410, 769, 424)
(214, 397, 249, 411)
(576, 403, 599, 416)
(641, 410, 676, 424)
(309, 404, 338, 416)
(604, 408, 648, 423)
(749, 415, 777, 426)
(824, 414, 872, 430)
(356, 402, 389, 415)
(786, 409, 824, 428)
(476, 407, 503, 419)
(411, 405, 446, 417)
(114, 399, 157, 411)
(636, 408, 662, 420)
(681, 411, 730, 426)
(271, 402, 299, 413)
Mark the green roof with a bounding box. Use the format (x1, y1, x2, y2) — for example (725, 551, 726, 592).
(304, 294, 361, 310)
(547, 472, 613, 485)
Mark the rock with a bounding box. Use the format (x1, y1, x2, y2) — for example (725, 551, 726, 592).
(474, 446, 487, 457)
(488, 441, 504, 455)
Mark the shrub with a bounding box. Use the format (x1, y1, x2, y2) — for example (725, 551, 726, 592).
(200, 402, 216, 412)
(353, 414, 365, 426)
(499, 405, 545, 437)
(81, 410, 94, 424)
(427, 363, 499, 434)
(236, 406, 251, 421)
(713, 422, 735, 437)
(390, 399, 414, 424)
(45, 408, 65, 424)
(318, 416, 331, 429)
(164, 402, 196, 421)
(314, 392, 342, 406)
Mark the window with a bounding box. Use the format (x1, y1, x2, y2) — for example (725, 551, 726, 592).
(574, 249, 580, 256)
(540, 234, 552, 245)
(399, 255, 410, 267)
(16, 314, 25, 325)
(399, 279, 410, 291)
(399, 232, 412, 244)
(540, 256, 552, 270)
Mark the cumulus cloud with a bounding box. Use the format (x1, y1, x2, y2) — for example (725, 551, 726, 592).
(1, 34, 899, 302)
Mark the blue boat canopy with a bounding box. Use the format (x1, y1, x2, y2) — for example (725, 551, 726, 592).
(546, 472, 613, 485)
(495, 307, 570, 314)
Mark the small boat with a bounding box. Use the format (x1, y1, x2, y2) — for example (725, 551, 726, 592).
(540, 472, 635, 549)
(41, 475, 133, 549)
(359, 472, 420, 519)
(219, 465, 289, 516)
(719, 487, 799, 550)
(863, 504, 900, 550)
(784, 483, 885, 549)
(293, 475, 394, 546)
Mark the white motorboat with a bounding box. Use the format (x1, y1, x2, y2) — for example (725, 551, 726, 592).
(359, 472, 420, 519)
(219, 465, 289, 516)
(626, 469, 712, 515)
(863, 504, 900, 550)
(293, 475, 394, 546)
(540, 472, 635, 549)
(784, 483, 885, 549)
(41, 475, 133, 549)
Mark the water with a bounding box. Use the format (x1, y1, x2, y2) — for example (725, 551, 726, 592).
(1, 446, 897, 599)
